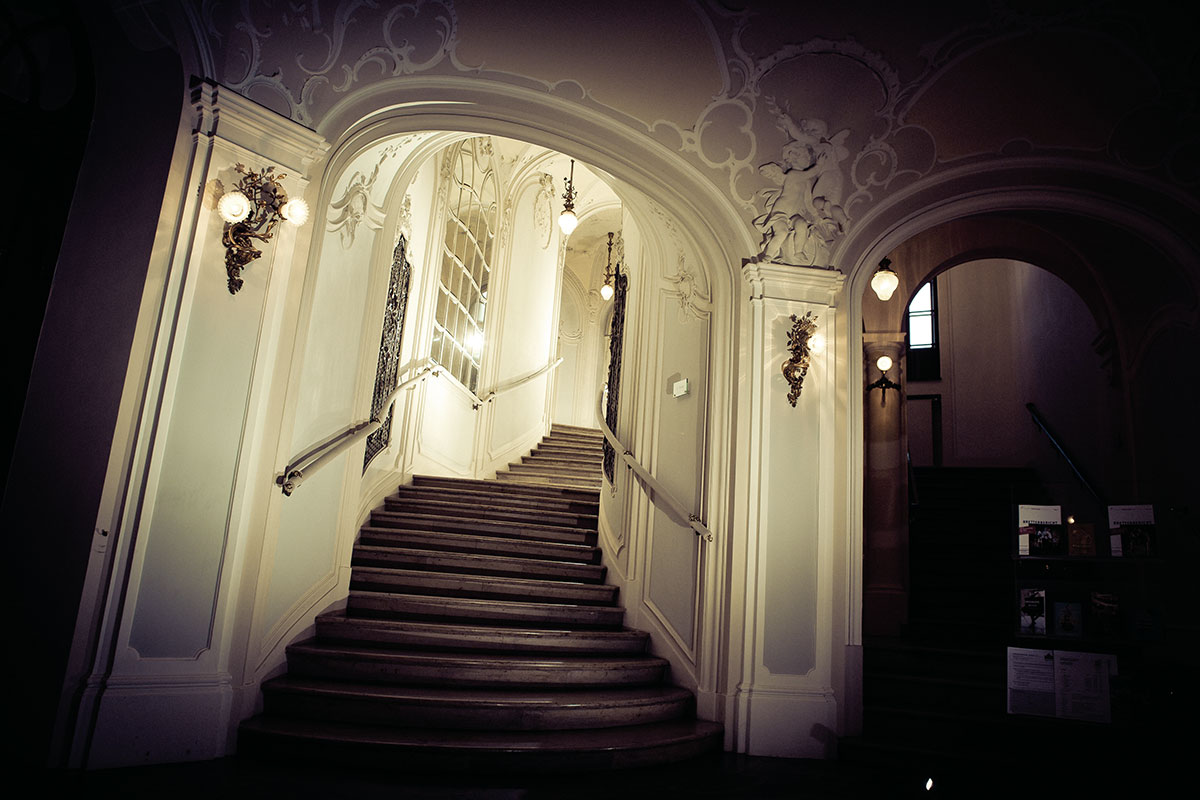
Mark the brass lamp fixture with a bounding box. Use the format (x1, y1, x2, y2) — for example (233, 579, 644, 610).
(600, 231, 617, 301)
(867, 354, 901, 406)
(871, 257, 900, 301)
(218, 163, 309, 294)
(558, 158, 579, 235)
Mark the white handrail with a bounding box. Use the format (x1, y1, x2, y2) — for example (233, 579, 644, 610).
(276, 361, 439, 496)
(472, 357, 564, 409)
(596, 391, 713, 543)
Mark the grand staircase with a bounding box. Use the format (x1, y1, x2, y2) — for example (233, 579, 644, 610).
(239, 424, 722, 771)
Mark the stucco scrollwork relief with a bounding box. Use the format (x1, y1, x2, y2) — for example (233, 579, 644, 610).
(328, 160, 384, 248)
(534, 172, 555, 249)
(211, 0, 460, 127)
(665, 252, 711, 322)
(397, 192, 413, 240)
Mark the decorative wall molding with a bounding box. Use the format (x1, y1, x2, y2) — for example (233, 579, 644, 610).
(535, 172, 555, 249)
(665, 252, 712, 322)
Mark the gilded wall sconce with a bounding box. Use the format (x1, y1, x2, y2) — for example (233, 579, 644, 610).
(782, 311, 818, 407)
(217, 163, 308, 294)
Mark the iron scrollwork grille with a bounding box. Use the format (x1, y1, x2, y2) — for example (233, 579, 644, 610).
(603, 272, 628, 483)
(364, 234, 413, 471)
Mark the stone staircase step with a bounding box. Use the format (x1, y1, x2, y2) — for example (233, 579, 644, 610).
(348, 566, 619, 606)
(239, 716, 724, 772)
(357, 526, 601, 564)
(396, 484, 599, 515)
(284, 640, 669, 687)
(352, 544, 606, 583)
(495, 471, 602, 489)
(531, 444, 604, 458)
(260, 678, 695, 730)
(314, 612, 650, 653)
(411, 474, 599, 502)
(522, 454, 603, 469)
(348, 589, 625, 627)
(369, 510, 597, 546)
(383, 495, 598, 528)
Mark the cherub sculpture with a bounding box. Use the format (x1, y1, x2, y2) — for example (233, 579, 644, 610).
(755, 101, 851, 265)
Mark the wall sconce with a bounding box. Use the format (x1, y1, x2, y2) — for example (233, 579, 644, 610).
(867, 354, 901, 406)
(558, 159, 579, 235)
(599, 231, 617, 301)
(782, 311, 818, 407)
(871, 257, 900, 301)
(218, 163, 308, 294)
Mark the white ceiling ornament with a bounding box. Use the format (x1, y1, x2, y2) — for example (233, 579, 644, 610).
(213, 0, 461, 127)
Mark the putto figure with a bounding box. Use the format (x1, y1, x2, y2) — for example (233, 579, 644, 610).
(755, 101, 851, 266)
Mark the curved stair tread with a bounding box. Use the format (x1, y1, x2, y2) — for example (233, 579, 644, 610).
(287, 640, 667, 669)
(241, 715, 723, 754)
(263, 677, 694, 706)
(314, 612, 649, 652)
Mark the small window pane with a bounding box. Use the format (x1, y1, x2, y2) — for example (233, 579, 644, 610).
(910, 315, 934, 348)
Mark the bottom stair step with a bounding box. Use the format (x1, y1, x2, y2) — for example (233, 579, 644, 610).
(239, 716, 724, 772)
(260, 677, 696, 730)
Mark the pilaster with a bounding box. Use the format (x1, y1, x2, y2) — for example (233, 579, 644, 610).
(732, 261, 845, 757)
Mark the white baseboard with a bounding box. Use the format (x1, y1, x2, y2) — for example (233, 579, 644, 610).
(734, 685, 839, 758)
(85, 673, 234, 768)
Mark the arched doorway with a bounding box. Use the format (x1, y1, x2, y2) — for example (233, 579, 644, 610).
(849, 205, 1197, 767)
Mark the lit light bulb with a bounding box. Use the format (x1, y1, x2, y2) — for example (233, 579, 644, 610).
(876, 355, 893, 372)
(810, 332, 826, 354)
(281, 197, 309, 226)
(558, 209, 578, 235)
(599, 281, 614, 301)
(871, 259, 900, 301)
(218, 190, 251, 223)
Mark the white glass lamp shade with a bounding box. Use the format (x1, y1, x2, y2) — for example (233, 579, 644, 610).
(558, 209, 578, 235)
(871, 265, 900, 301)
(876, 355, 893, 373)
(281, 197, 309, 226)
(599, 281, 614, 301)
(218, 190, 251, 223)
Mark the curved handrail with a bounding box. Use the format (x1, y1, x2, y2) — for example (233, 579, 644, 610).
(276, 360, 439, 496)
(472, 358, 563, 409)
(596, 390, 713, 542)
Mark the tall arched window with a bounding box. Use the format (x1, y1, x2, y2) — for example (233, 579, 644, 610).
(430, 139, 497, 393)
(907, 279, 940, 381)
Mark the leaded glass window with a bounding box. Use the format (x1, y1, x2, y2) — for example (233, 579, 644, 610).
(430, 139, 497, 393)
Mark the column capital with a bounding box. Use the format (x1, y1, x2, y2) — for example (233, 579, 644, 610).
(863, 333, 905, 360)
(742, 261, 845, 306)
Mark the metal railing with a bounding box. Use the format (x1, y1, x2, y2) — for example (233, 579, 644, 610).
(277, 357, 564, 496)
(276, 360, 439, 496)
(1026, 402, 1105, 505)
(596, 390, 713, 542)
